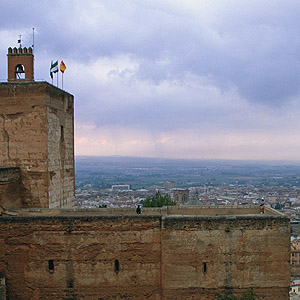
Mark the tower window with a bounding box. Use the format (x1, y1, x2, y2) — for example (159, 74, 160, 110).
(60, 126, 64, 142)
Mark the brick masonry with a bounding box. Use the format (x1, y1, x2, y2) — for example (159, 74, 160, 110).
(7, 47, 34, 82)
(0, 82, 75, 208)
(0, 167, 21, 209)
(0, 272, 5, 300)
(0, 210, 290, 300)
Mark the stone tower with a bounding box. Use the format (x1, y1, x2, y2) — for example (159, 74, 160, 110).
(0, 47, 75, 209)
(173, 188, 189, 204)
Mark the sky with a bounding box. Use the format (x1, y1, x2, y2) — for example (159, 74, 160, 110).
(1, 0, 300, 161)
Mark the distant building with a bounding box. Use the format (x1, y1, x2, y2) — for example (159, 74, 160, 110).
(291, 239, 300, 279)
(111, 184, 130, 191)
(285, 201, 292, 208)
(290, 280, 300, 299)
(173, 188, 189, 204)
(164, 181, 176, 190)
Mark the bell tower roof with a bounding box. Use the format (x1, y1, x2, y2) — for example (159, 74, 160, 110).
(7, 47, 34, 82)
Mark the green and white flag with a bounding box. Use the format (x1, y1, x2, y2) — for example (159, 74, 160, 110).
(50, 60, 59, 74)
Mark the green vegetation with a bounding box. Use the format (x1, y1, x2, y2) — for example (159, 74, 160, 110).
(214, 290, 261, 300)
(142, 191, 176, 207)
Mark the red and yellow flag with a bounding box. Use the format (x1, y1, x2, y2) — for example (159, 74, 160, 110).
(60, 61, 67, 73)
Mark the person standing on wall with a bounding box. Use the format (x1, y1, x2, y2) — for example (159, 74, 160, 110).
(136, 204, 141, 214)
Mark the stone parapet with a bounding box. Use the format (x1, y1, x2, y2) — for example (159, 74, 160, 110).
(0, 208, 290, 299)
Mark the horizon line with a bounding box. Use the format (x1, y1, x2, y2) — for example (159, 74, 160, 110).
(75, 155, 300, 165)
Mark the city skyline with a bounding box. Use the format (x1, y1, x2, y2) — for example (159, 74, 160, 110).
(1, 1, 300, 161)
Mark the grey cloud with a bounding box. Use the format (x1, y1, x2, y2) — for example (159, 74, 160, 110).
(1, 0, 300, 135)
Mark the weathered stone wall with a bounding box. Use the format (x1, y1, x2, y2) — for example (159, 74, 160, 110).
(0, 215, 161, 300)
(0, 82, 75, 208)
(0, 273, 5, 300)
(161, 215, 290, 300)
(0, 212, 290, 300)
(46, 85, 74, 208)
(0, 167, 21, 209)
(0, 83, 49, 207)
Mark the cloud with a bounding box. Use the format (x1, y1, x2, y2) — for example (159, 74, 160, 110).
(1, 0, 300, 159)
(2, 1, 300, 106)
(75, 123, 300, 160)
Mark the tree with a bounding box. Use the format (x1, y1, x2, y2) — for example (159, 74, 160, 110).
(142, 191, 176, 207)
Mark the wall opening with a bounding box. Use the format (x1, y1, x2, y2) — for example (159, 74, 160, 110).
(60, 126, 64, 142)
(203, 262, 207, 273)
(114, 259, 120, 273)
(15, 64, 25, 79)
(48, 260, 54, 272)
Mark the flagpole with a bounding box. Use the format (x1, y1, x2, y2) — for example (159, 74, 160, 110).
(57, 71, 59, 87)
(32, 28, 35, 52)
(59, 61, 67, 89)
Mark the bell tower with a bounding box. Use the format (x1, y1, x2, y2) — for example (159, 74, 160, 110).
(7, 47, 34, 81)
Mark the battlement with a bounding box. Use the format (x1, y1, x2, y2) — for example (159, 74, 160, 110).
(7, 47, 33, 55)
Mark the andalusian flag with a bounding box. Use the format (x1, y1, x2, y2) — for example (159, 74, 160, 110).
(60, 61, 67, 73)
(50, 60, 58, 79)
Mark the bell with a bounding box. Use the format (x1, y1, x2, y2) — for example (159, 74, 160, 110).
(16, 64, 24, 73)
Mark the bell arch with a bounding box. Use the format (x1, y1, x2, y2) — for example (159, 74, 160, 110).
(15, 64, 25, 79)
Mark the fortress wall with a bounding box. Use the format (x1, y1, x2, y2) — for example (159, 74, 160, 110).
(0, 273, 5, 300)
(0, 83, 49, 207)
(161, 215, 290, 300)
(0, 214, 290, 300)
(0, 215, 162, 300)
(167, 205, 278, 215)
(0, 82, 75, 209)
(0, 167, 21, 209)
(46, 85, 75, 208)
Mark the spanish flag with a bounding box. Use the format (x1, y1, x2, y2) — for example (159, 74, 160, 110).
(60, 61, 67, 73)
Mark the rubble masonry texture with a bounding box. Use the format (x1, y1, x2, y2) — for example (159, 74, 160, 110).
(0, 212, 290, 300)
